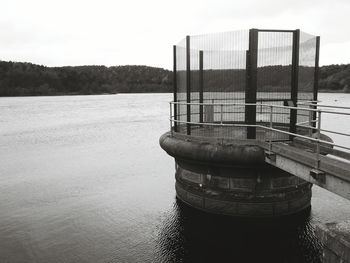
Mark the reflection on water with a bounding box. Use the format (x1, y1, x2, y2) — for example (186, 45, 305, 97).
(157, 199, 321, 263)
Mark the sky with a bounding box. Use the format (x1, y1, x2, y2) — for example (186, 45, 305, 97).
(1, 0, 349, 69)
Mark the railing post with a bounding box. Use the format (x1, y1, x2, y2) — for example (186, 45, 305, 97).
(170, 102, 173, 135)
(245, 29, 258, 139)
(289, 29, 300, 140)
(308, 105, 313, 137)
(221, 103, 224, 142)
(186, 35, 191, 135)
(199, 50, 204, 123)
(269, 105, 273, 152)
(316, 110, 321, 169)
(173, 45, 177, 132)
(220, 104, 223, 124)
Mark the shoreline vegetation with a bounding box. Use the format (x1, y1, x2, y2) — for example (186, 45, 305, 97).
(0, 60, 349, 96)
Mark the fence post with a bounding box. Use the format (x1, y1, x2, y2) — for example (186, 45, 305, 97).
(245, 29, 258, 139)
(199, 50, 204, 123)
(186, 35, 191, 135)
(312, 36, 320, 131)
(173, 45, 177, 132)
(170, 102, 173, 135)
(289, 29, 300, 140)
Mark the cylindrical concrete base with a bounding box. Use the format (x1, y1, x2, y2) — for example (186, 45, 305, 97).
(160, 132, 312, 218)
(175, 165, 311, 217)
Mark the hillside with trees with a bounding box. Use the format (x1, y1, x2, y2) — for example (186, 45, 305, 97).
(0, 61, 172, 96)
(0, 60, 349, 96)
(319, 64, 350, 92)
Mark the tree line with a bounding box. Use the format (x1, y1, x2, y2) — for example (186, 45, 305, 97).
(319, 64, 350, 92)
(0, 60, 349, 96)
(0, 61, 172, 96)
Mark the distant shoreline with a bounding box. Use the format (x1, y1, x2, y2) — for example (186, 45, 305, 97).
(318, 89, 349, 93)
(1, 61, 349, 97)
(0, 91, 348, 98)
(0, 91, 172, 98)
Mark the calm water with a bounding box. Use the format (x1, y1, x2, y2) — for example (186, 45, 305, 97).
(1, 93, 350, 263)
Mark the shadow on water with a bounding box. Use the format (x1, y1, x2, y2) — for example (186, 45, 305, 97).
(156, 198, 322, 263)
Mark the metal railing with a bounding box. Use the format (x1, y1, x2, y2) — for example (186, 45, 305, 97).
(169, 101, 350, 169)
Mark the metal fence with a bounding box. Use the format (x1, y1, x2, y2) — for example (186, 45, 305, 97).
(169, 101, 350, 167)
(173, 29, 320, 139)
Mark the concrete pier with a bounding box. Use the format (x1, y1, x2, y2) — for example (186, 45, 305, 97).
(163, 29, 350, 259)
(160, 132, 312, 217)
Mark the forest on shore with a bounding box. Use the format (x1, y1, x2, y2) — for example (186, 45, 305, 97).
(0, 61, 172, 96)
(0, 60, 349, 96)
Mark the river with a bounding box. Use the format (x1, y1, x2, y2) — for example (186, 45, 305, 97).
(1, 93, 350, 262)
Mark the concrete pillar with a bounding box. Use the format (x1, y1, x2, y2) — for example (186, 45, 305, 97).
(160, 132, 312, 217)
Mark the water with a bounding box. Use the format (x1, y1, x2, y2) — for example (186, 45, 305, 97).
(0, 93, 350, 263)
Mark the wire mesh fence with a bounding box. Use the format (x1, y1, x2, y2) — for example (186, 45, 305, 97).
(173, 29, 319, 140)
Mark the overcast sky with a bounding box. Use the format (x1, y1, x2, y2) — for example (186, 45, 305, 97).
(1, 0, 349, 69)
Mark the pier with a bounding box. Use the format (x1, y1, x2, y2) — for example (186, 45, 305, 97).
(160, 28, 350, 262)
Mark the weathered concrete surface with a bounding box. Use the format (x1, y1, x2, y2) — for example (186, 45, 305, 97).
(316, 221, 350, 262)
(262, 141, 350, 201)
(159, 131, 313, 217)
(175, 165, 311, 217)
(159, 132, 266, 166)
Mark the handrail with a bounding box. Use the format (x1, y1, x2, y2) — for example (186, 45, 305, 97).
(169, 101, 350, 168)
(170, 119, 350, 152)
(298, 101, 350, 110)
(172, 101, 350, 115)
